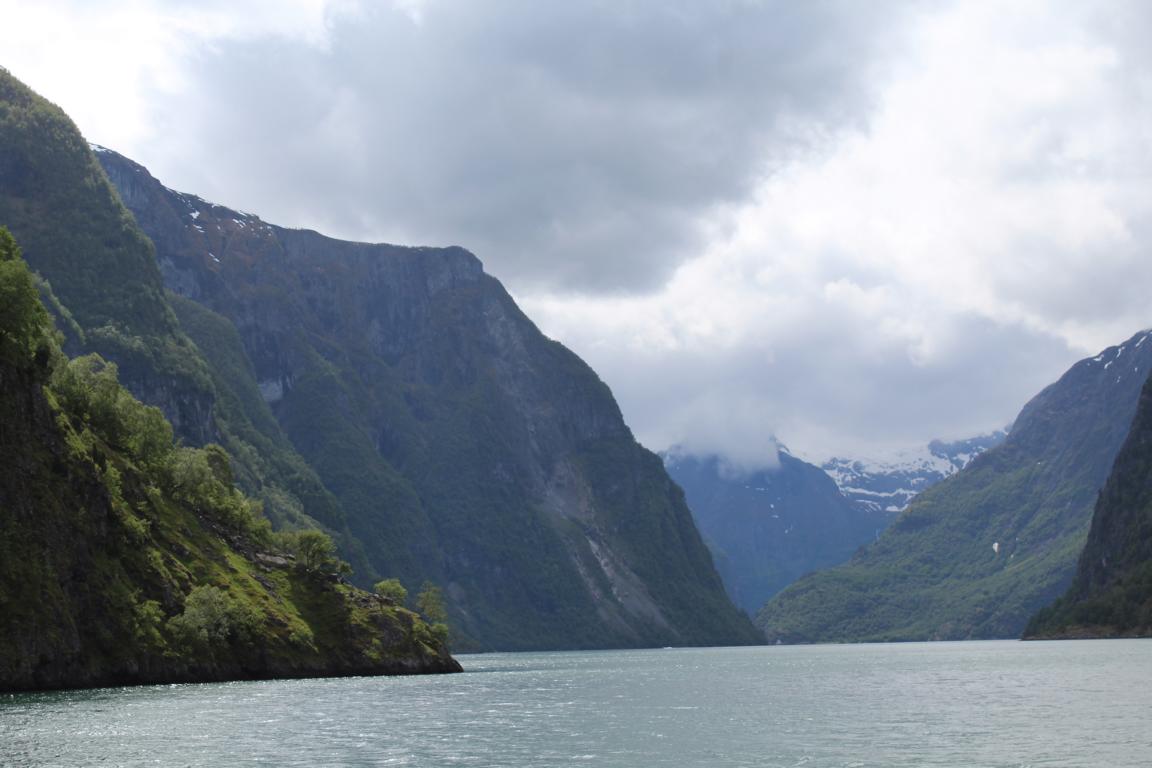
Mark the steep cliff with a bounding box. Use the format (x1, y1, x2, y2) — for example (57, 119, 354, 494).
(0, 229, 459, 692)
(97, 151, 759, 651)
(757, 331, 1152, 643)
(1026, 365, 1152, 638)
(665, 450, 891, 614)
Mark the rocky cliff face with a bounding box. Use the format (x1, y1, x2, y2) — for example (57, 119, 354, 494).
(665, 450, 891, 614)
(98, 149, 759, 650)
(1027, 356, 1152, 638)
(757, 330, 1152, 643)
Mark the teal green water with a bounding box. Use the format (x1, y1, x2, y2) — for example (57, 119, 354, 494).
(2, 640, 1150, 766)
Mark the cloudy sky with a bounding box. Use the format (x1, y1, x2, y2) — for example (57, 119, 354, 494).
(5, 0, 1152, 466)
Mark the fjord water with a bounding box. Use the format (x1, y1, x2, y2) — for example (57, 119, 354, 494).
(3, 641, 1149, 767)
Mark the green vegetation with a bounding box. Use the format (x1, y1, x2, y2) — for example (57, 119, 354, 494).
(0, 69, 214, 441)
(280, 529, 348, 573)
(167, 585, 262, 653)
(1, 67, 374, 584)
(0, 231, 458, 691)
(0, 227, 52, 365)
(374, 579, 409, 604)
(1026, 367, 1152, 639)
(415, 583, 450, 646)
(166, 294, 373, 574)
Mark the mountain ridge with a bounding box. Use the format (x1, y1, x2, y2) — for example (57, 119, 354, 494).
(820, 430, 1009, 515)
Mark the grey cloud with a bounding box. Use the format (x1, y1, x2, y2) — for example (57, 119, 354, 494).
(141, 0, 920, 293)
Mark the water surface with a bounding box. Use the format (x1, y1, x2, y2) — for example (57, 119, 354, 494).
(3, 640, 1150, 767)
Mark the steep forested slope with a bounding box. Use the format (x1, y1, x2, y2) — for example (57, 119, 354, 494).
(1027, 368, 1152, 638)
(0, 229, 458, 692)
(757, 331, 1152, 642)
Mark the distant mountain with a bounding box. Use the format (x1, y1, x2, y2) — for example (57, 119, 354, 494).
(822, 431, 1008, 514)
(1027, 366, 1152, 639)
(92, 152, 759, 652)
(757, 330, 1152, 643)
(665, 450, 893, 615)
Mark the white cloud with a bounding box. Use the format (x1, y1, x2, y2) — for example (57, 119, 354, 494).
(0, 0, 342, 149)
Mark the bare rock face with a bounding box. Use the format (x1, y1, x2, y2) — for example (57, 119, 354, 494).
(98, 150, 759, 651)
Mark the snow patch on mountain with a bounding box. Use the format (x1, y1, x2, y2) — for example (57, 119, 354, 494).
(820, 430, 1009, 513)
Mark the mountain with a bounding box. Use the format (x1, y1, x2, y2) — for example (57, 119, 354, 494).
(0, 69, 370, 575)
(1, 69, 757, 652)
(0, 228, 458, 692)
(0, 69, 214, 444)
(93, 158, 758, 650)
(821, 431, 1008, 515)
(664, 449, 892, 615)
(757, 330, 1152, 643)
(1026, 367, 1152, 638)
